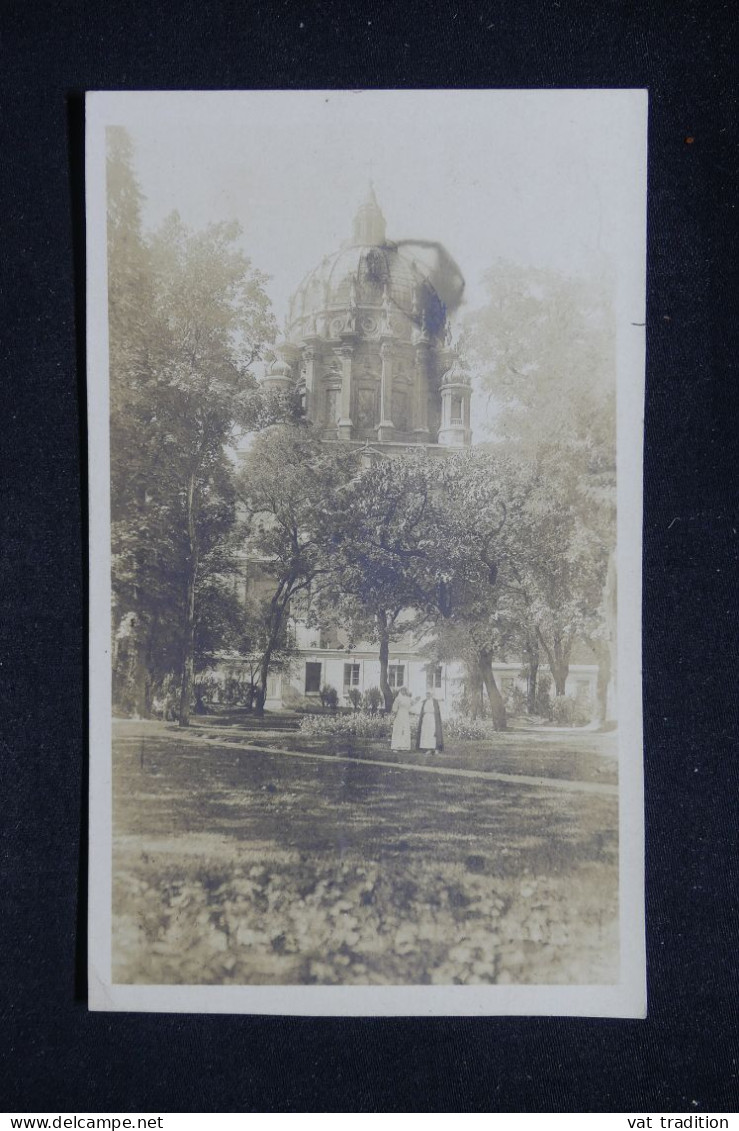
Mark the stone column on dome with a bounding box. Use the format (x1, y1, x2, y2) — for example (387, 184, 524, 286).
(336, 341, 355, 441)
(439, 378, 450, 434)
(413, 321, 431, 442)
(380, 282, 393, 338)
(377, 340, 395, 442)
(302, 339, 320, 423)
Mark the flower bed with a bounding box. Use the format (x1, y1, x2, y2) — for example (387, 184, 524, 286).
(299, 710, 392, 742)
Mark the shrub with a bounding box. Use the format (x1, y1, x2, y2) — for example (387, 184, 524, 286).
(503, 684, 528, 717)
(534, 674, 553, 719)
(347, 688, 362, 712)
(445, 717, 497, 742)
(454, 687, 490, 719)
(319, 684, 338, 710)
(152, 673, 180, 720)
(362, 686, 383, 714)
(551, 695, 591, 727)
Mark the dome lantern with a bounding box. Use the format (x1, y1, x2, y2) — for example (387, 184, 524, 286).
(352, 182, 387, 246)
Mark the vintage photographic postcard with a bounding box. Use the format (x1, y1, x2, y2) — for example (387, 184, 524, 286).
(87, 89, 647, 1015)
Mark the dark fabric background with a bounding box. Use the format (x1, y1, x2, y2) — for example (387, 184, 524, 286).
(1, 0, 736, 1113)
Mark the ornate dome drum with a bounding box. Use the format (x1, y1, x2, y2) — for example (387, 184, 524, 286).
(263, 187, 471, 448)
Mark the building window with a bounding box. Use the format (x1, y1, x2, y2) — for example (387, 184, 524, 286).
(451, 396, 463, 425)
(388, 664, 405, 689)
(426, 664, 443, 690)
(343, 663, 360, 688)
(305, 662, 322, 694)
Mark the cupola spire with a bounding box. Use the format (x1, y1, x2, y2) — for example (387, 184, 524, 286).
(352, 182, 387, 245)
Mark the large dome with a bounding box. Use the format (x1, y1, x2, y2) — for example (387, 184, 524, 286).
(285, 188, 465, 343)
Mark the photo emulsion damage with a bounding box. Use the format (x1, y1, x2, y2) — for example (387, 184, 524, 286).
(87, 90, 647, 1015)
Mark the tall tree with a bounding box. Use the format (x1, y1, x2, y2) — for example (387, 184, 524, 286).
(145, 214, 277, 724)
(427, 449, 511, 728)
(463, 262, 617, 709)
(318, 446, 513, 725)
(107, 130, 279, 722)
(108, 127, 176, 716)
(315, 451, 440, 712)
(236, 426, 357, 717)
(464, 260, 616, 467)
(494, 451, 610, 698)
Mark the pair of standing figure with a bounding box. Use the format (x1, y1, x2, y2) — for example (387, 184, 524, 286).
(390, 688, 444, 753)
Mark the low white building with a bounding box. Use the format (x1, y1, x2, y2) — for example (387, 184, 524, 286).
(261, 634, 598, 719)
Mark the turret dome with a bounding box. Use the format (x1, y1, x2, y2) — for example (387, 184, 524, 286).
(269, 358, 292, 378)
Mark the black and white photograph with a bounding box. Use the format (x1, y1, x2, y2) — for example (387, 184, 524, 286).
(86, 90, 647, 1015)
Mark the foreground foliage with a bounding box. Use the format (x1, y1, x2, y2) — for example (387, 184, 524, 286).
(114, 852, 617, 987)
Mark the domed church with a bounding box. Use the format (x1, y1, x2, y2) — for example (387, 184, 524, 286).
(220, 191, 600, 715)
(262, 186, 472, 450)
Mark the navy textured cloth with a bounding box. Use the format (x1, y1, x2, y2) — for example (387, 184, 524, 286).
(0, 0, 736, 1112)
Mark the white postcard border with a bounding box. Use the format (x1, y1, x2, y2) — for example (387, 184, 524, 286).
(86, 89, 647, 1017)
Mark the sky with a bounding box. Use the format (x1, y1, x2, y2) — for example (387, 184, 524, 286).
(96, 90, 647, 436)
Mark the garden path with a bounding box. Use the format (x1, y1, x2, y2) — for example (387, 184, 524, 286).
(118, 724, 617, 797)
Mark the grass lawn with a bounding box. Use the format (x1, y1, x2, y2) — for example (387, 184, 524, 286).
(189, 712, 619, 786)
(112, 719, 619, 986)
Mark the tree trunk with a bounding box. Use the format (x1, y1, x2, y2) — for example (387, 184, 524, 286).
(552, 666, 568, 697)
(478, 650, 507, 731)
(178, 572, 196, 727)
(467, 663, 484, 720)
(254, 641, 277, 718)
(469, 675, 479, 721)
(527, 659, 539, 714)
(178, 473, 198, 727)
(254, 583, 293, 717)
(551, 651, 569, 697)
(593, 638, 611, 726)
(253, 669, 268, 714)
(378, 611, 394, 713)
(524, 632, 540, 714)
(541, 633, 570, 698)
(520, 633, 538, 710)
(112, 611, 148, 718)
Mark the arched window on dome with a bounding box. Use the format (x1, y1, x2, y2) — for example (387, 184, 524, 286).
(356, 387, 379, 437)
(393, 388, 409, 432)
(324, 386, 340, 427)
